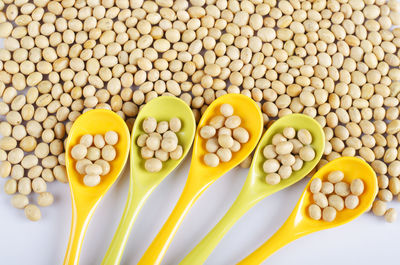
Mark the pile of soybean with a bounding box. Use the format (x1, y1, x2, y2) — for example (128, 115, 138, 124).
(0, 0, 400, 222)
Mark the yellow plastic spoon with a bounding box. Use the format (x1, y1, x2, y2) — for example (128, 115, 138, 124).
(137, 94, 263, 265)
(101, 96, 196, 265)
(63, 109, 130, 265)
(179, 113, 325, 265)
(237, 156, 378, 265)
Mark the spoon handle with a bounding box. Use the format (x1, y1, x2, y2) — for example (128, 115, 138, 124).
(179, 189, 259, 265)
(236, 214, 305, 265)
(137, 180, 207, 265)
(63, 203, 96, 265)
(101, 185, 153, 265)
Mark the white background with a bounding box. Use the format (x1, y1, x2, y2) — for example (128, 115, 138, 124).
(0, 152, 399, 265)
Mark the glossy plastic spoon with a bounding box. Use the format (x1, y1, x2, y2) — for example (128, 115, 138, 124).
(101, 96, 196, 265)
(137, 94, 263, 265)
(63, 109, 130, 265)
(237, 156, 378, 265)
(179, 114, 325, 265)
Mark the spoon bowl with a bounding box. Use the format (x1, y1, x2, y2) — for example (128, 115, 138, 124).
(237, 157, 378, 265)
(179, 114, 325, 265)
(64, 109, 130, 265)
(130, 96, 196, 184)
(186, 94, 264, 182)
(290, 156, 377, 229)
(247, 113, 325, 196)
(102, 96, 196, 265)
(137, 94, 264, 265)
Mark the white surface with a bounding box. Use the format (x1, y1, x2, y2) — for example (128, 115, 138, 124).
(0, 153, 399, 265)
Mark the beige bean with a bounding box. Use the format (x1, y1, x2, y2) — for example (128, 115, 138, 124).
(0, 136, 17, 151)
(265, 173, 281, 185)
(232, 127, 249, 144)
(378, 189, 393, 202)
(263, 145, 276, 159)
(350, 178, 364, 195)
(299, 146, 315, 161)
(384, 208, 397, 223)
(328, 194, 345, 211)
(83, 175, 101, 187)
(322, 206, 336, 222)
(209, 116, 225, 129)
(263, 159, 280, 173)
(313, 192, 329, 208)
(75, 159, 92, 175)
(204, 153, 219, 167)
(220, 104, 234, 117)
(105, 131, 118, 145)
(11, 194, 29, 209)
(71, 144, 87, 160)
(145, 158, 163, 172)
(225, 116, 241, 129)
(94, 160, 110, 176)
(37, 192, 54, 207)
(24, 204, 41, 221)
(102, 145, 116, 161)
(275, 141, 293, 155)
(80, 134, 93, 147)
(310, 178, 322, 193)
(200, 125, 216, 139)
(21, 155, 38, 169)
(94, 134, 106, 148)
(389, 177, 400, 195)
(292, 156, 303, 171)
(327, 171, 344, 183)
(335, 182, 350, 197)
(297, 129, 312, 145)
(85, 164, 103, 176)
(87, 147, 101, 161)
(169, 117, 181, 132)
(143, 117, 157, 133)
(18, 177, 31, 195)
(4, 178, 17, 195)
(308, 204, 322, 220)
(372, 200, 387, 216)
(32, 178, 47, 193)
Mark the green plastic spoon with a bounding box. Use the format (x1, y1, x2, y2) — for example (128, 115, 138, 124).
(179, 114, 325, 265)
(101, 96, 196, 265)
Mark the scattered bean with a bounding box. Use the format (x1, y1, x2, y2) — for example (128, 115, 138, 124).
(372, 200, 387, 217)
(24, 204, 41, 221)
(11, 194, 29, 209)
(37, 192, 54, 207)
(384, 208, 397, 223)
